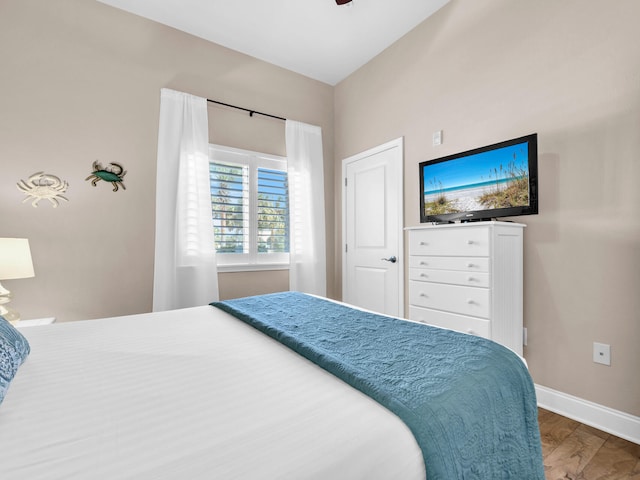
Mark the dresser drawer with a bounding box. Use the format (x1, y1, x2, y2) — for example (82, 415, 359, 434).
(409, 268, 490, 288)
(409, 227, 490, 256)
(408, 256, 489, 272)
(409, 280, 490, 319)
(409, 306, 490, 338)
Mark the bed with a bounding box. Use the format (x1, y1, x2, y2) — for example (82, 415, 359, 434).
(0, 292, 544, 479)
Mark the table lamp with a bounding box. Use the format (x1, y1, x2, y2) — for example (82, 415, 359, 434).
(0, 238, 35, 323)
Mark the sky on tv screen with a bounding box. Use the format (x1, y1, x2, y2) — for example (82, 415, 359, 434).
(423, 142, 529, 195)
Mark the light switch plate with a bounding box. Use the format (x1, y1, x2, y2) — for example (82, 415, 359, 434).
(593, 342, 611, 366)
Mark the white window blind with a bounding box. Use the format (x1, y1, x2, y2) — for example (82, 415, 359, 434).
(257, 167, 289, 253)
(209, 145, 289, 269)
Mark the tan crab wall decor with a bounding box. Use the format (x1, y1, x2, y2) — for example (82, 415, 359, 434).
(16, 172, 70, 208)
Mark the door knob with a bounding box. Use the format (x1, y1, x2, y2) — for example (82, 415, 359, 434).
(381, 256, 397, 263)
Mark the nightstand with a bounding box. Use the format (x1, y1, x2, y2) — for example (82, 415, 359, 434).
(13, 317, 56, 328)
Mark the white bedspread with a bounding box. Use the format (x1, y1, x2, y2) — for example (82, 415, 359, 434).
(0, 306, 425, 480)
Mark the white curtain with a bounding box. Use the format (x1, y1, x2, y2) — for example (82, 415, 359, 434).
(286, 120, 326, 296)
(153, 88, 219, 311)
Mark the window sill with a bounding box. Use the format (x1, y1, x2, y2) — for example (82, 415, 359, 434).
(217, 263, 290, 273)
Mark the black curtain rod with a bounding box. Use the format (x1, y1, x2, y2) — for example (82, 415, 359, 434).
(207, 99, 286, 122)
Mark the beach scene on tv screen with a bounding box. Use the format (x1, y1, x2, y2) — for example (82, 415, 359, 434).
(423, 142, 530, 216)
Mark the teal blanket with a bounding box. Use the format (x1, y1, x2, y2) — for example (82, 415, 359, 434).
(212, 292, 544, 479)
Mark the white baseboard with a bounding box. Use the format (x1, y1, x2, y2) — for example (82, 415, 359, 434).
(535, 384, 640, 445)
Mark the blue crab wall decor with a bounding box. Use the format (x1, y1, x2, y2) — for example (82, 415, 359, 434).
(17, 172, 69, 208)
(85, 161, 127, 192)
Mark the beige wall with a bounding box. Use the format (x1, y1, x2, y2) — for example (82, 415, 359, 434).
(0, 0, 335, 321)
(335, 0, 640, 416)
(2, 0, 638, 420)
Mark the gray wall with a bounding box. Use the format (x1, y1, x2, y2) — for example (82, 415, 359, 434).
(335, 0, 640, 416)
(0, 0, 335, 322)
(2, 0, 638, 419)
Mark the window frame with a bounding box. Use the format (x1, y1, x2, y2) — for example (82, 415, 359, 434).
(209, 144, 290, 272)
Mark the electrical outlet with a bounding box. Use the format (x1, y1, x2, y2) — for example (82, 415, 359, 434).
(593, 342, 611, 366)
(432, 130, 442, 146)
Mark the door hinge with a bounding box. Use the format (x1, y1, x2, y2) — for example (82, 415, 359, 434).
(345, 244, 348, 253)
(344, 177, 347, 187)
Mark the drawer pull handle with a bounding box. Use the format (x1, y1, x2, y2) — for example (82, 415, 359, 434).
(468, 276, 475, 282)
(420, 273, 428, 278)
(467, 240, 474, 245)
(467, 263, 474, 268)
(467, 329, 475, 335)
(467, 299, 474, 305)
(420, 293, 428, 298)
(420, 241, 428, 246)
(420, 261, 428, 266)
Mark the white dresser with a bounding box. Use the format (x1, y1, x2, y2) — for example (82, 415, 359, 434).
(406, 222, 525, 355)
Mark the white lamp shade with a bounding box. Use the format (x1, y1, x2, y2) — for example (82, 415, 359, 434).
(0, 238, 35, 280)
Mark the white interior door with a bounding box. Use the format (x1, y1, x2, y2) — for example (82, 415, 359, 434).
(342, 138, 403, 317)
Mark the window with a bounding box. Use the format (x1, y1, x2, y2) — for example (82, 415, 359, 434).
(209, 145, 289, 270)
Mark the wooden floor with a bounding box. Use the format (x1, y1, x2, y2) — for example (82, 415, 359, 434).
(538, 408, 640, 480)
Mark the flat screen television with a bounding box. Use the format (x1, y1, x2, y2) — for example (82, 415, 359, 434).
(419, 133, 538, 223)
